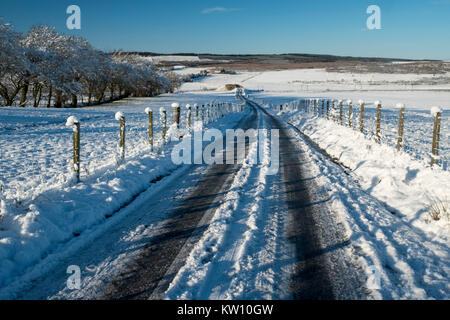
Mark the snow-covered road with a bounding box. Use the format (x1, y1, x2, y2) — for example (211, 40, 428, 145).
(8, 98, 369, 300)
(2, 96, 447, 300)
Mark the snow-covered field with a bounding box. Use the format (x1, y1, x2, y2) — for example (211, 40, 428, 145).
(0, 66, 449, 299)
(0, 92, 242, 291)
(144, 55, 229, 64)
(178, 68, 450, 110)
(0, 93, 236, 202)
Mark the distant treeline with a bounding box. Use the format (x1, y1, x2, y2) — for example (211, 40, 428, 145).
(129, 52, 418, 64)
(0, 21, 181, 108)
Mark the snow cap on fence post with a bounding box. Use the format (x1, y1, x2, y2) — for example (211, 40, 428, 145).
(66, 116, 81, 183)
(430, 106, 442, 117)
(115, 111, 124, 121)
(66, 115, 79, 129)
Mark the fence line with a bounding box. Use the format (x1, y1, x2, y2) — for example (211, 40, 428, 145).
(65, 102, 245, 183)
(261, 97, 447, 170)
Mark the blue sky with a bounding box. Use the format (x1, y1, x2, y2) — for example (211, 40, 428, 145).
(1, 0, 449, 59)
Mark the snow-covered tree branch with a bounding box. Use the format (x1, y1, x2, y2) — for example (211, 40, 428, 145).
(0, 21, 181, 107)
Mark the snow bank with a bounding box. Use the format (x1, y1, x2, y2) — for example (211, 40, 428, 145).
(282, 110, 450, 241)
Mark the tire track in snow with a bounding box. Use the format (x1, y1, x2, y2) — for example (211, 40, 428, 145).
(164, 103, 294, 299)
(252, 99, 367, 299)
(97, 106, 258, 300)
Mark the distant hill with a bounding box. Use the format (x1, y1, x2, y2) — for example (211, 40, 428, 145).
(123, 52, 440, 72)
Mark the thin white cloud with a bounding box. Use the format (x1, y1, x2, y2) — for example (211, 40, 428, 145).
(201, 7, 240, 14)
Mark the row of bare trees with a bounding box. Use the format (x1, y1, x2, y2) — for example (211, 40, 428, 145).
(0, 21, 181, 108)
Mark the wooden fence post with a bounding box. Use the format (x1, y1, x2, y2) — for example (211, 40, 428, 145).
(358, 100, 365, 133)
(347, 100, 353, 128)
(321, 100, 325, 117)
(115, 112, 125, 160)
(201, 105, 205, 123)
(326, 100, 330, 120)
(430, 106, 442, 167)
(186, 104, 192, 129)
(195, 104, 199, 121)
(172, 102, 180, 128)
(331, 100, 336, 122)
(339, 100, 343, 125)
(66, 116, 80, 183)
(375, 101, 382, 144)
(396, 103, 405, 151)
(145, 107, 153, 149)
(160, 107, 167, 142)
